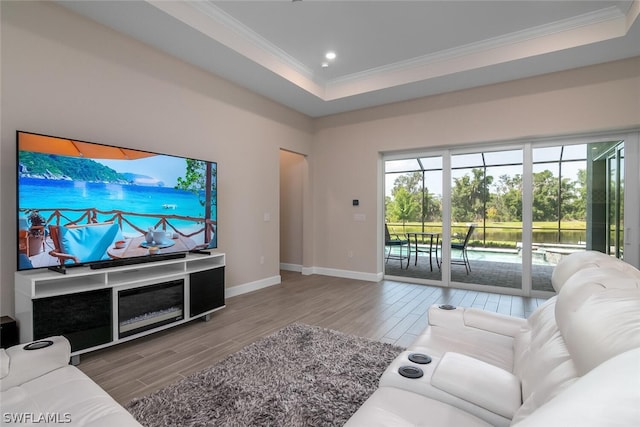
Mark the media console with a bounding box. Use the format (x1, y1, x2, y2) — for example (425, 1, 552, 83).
(14, 252, 225, 364)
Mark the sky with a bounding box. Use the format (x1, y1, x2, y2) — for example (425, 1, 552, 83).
(98, 155, 189, 187)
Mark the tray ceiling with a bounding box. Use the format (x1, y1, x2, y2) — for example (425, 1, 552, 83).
(58, 0, 640, 117)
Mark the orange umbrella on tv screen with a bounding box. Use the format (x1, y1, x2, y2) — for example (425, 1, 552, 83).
(18, 133, 155, 160)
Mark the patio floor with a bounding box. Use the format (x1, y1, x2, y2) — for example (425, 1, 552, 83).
(385, 249, 555, 292)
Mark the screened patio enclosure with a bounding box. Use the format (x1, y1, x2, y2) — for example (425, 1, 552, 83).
(384, 136, 632, 296)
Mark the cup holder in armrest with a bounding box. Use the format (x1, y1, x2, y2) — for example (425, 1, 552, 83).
(408, 353, 432, 364)
(23, 340, 54, 350)
(439, 304, 456, 310)
(398, 365, 424, 379)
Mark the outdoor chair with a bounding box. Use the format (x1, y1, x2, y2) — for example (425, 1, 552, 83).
(385, 224, 409, 269)
(18, 229, 29, 256)
(451, 224, 475, 274)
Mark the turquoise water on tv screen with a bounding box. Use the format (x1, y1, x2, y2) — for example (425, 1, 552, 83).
(19, 177, 216, 235)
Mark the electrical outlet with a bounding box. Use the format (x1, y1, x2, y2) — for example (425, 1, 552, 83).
(260, 256, 265, 264)
(348, 250, 353, 258)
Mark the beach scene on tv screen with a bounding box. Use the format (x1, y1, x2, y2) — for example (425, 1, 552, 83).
(17, 133, 217, 270)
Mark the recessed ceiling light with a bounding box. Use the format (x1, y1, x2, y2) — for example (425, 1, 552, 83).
(325, 51, 336, 60)
(321, 62, 329, 68)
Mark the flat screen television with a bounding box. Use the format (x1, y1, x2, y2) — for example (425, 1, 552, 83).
(17, 131, 217, 271)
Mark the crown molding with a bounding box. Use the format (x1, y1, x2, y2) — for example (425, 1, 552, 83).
(627, 0, 640, 29)
(328, 6, 627, 87)
(147, 0, 637, 103)
(324, 5, 636, 100)
(148, 0, 325, 98)
(187, 1, 315, 80)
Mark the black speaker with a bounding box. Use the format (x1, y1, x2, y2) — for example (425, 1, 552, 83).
(33, 289, 112, 352)
(190, 267, 225, 317)
(1, 316, 19, 349)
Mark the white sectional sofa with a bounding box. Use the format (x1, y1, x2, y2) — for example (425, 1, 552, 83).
(0, 336, 141, 426)
(346, 251, 640, 426)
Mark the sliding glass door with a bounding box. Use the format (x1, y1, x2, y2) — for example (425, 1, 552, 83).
(531, 144, 587, 291)
(383, 133, 636, 296)
(449, 149, 524, 291)
(384, 156, 443, 284)
(590, 142, 625, 258)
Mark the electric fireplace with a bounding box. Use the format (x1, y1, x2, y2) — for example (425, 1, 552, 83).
(118, 279, 184, 338)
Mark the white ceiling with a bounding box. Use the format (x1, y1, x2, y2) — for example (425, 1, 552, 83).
(58, 0, 640, 117)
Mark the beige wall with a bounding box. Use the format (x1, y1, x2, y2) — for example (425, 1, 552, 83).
(2, 2, 640, 317)
(310, 57, 640, 275)
(0, 1, 313, 315)
(279, 150, 305, 266)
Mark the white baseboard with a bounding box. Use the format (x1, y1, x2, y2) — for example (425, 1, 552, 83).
(232, 266, 381, 291)
(301, 266, 383, 282)
(226, 275, 281, 298)
(280, 263, 302, 272)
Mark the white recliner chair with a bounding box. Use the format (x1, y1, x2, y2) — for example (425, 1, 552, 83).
(346, 251, 640, 426)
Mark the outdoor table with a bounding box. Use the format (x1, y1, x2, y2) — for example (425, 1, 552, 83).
(108, 234, 197, 259)
(406, 232, 441, 271)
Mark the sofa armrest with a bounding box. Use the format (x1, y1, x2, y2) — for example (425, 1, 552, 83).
(0, 336, 71, 391)
(428, 305, 527, 338)
(464, 308, 528, 337)
(432, 352, 522, 419)
(345, 386, 493, 427)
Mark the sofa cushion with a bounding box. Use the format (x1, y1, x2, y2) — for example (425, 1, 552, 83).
(512, 348, 640, 427)
(511, 359, 578, 424)
(550, 250, 621, 292)
(556, 267, 640, 316)
(513, 297, 560, 390)
(511, 296, 578, 420)
(555, 272, 640, 375)
(59, 223, 122, 264)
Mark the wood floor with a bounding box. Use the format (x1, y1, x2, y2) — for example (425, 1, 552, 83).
(78, 271, 547, 405)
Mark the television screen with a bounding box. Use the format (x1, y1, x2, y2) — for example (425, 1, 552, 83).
(17, 131, 217, 271)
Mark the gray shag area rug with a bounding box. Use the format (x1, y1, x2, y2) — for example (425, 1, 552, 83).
(126, 323, 404, 426)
